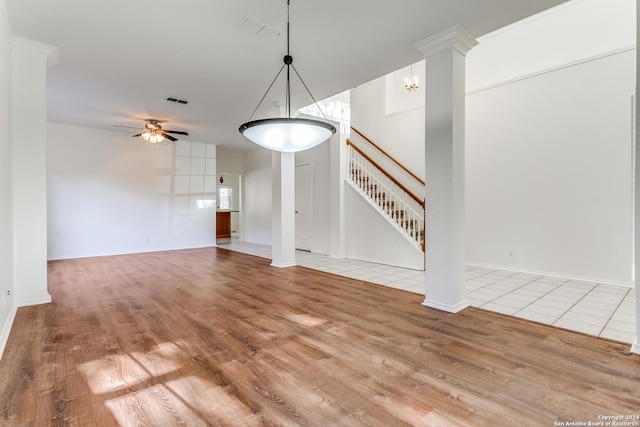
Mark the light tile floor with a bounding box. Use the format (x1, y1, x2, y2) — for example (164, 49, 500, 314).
(216, 239, 637, 344)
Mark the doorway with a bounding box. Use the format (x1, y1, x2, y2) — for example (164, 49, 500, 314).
(216, 173, 241, 241)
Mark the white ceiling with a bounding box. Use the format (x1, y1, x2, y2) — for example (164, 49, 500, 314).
(7, 0, 570, 151)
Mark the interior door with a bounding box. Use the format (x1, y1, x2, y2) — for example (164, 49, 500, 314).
(295, 163, 313, 251)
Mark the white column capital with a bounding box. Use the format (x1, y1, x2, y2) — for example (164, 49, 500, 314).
(412, 24, 478, 58)
(12, 36, 59, 67)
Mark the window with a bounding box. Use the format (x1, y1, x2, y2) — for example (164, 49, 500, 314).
(218, 187, 233, 210)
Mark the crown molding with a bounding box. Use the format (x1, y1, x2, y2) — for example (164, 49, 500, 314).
(11, 36, 59, 67)
(413, 24, 478, 58)
(466, 45, 636, 95)
(478, 0, 587, 42)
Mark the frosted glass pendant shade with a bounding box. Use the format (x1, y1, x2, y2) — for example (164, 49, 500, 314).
(239, 118, 336, 152)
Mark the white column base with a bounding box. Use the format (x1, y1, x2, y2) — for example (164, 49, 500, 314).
(17, 295, 52, 307)
(422, 298, 468, 313)
(270, 261, 297, 269)
(0, 305, 17, 362)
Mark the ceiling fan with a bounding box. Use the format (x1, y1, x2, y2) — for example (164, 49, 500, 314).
(126, 119, 189, 143)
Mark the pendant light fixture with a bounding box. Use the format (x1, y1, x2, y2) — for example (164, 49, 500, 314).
(404, 64, 419, 92)
(239, 0, 336, 152)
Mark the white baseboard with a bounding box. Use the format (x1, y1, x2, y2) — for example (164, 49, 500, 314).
(631, 339, 640, 355)
(270, 261, 297, 268)
(47, 244, 217, 261)
(422, 299, 469, 313)
(465, 262, 633, 288)
(349, 254, 424, 271)
(0, 305, 17, 362)
(17, 294, 52, 307)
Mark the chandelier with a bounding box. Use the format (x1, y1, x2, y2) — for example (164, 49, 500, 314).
(239, 0, 336, 152)
(404, 65, 419, 92)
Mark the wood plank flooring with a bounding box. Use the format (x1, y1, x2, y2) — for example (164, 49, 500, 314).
(0, 247, 638, 426)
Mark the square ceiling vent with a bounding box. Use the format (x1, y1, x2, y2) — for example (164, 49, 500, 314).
(237, 15, 281, 40)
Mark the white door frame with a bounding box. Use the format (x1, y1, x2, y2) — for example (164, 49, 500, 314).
(295, 162, 313, 251)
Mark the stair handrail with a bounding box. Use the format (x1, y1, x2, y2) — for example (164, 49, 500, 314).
(351, 126, 425, 186)
(347, 139, 425, 208)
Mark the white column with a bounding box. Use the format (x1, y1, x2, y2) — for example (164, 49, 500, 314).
(271, 151, 296, 268)
(632, 3, 640, 355)
(11, 37, 58, 307)
(329, 130, 346, 258)
(414, 25, 477, 313)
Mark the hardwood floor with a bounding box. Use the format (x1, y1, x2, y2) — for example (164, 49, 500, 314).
(1, 247, 638, 426)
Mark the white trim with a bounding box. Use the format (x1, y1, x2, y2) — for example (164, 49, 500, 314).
(46, 245, 218, 261)
(294, 162, 314, 252)
(467, 45, 636, 95)
(383, 104, 424, 119)
(270, 261, 297, 268)
(351, 80, 376, 92)
(413, 24, 478, 58)
(422, 299, 469, 313)
(466, 262, 634, 289)
(0, 305, 18, 362)
(631, 339, 640, 355)
(477, 0, 587, 42)
(346, 253, 423, 272)
(11, 36, 59, 67)
(17, 295, 52, 307)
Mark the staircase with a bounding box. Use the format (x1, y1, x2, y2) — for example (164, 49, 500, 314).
(346, 137, 425, 252)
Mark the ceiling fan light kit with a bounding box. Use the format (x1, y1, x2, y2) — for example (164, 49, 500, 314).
(131, 119, 189, 143)
(141, 129, 165, 144)
(239, 0, 336, 153)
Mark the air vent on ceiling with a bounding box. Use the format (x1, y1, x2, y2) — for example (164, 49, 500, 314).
(166, 97, 189, 105)
(237, 14, 281, 40)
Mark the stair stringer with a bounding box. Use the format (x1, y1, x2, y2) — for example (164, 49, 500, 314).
(345, 182, 424, 270)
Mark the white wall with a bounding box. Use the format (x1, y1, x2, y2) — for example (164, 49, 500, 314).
(466, 49, 635, 283)
(351, 0, 636, 284)
(345, 185, 424, 270)
(243, 148, 272, 245)
(0, 0, 15, 359)
(465, 0, 636, 284)
(351, 78, 425, 185)
(47, 124, 216, 259)
(217, 149, 245, 175)
(466, 0, 636, 92)
(296, 140, 332, 255)
(241, 139, 335, 255)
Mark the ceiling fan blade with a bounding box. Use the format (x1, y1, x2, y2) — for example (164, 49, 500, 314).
(132, 133, 143, 137)
(113, 124, 143, 130)
(162, 132, 178, 142)
(163, 130, 189, 135)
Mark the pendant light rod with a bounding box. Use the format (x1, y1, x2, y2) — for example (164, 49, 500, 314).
(245, 0, 330, 123)
(239, 0, 336, 153)
(285, 0, 291, 118)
